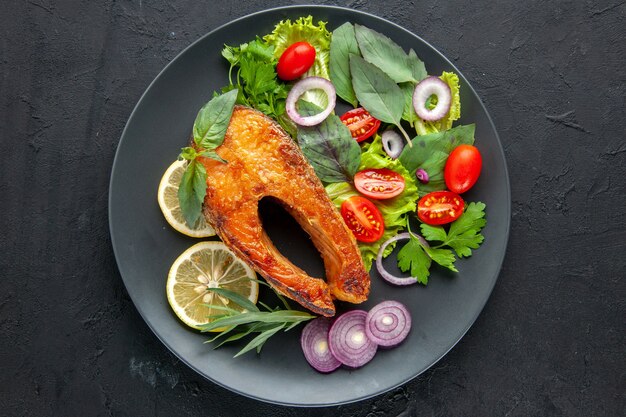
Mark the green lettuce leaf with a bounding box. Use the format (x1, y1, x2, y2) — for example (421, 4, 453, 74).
(325, 136, 418, 271)
(415, 71, 461, 135)
(263, 16, 331, 108)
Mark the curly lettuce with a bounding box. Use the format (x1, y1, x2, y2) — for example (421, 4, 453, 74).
(325, 136, 418, 271)
(414, 71, 461, 135)
(263, 16, 331, 108)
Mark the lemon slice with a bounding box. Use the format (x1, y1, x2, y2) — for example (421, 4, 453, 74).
(158, 160, 215, 238)
(167, 241, 259, 330)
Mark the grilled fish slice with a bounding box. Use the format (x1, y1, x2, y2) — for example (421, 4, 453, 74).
(198, 106, 370, 317)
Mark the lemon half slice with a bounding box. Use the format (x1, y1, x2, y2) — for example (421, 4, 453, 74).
(158, 160, 215, 238)
(167, 241, 258, 330)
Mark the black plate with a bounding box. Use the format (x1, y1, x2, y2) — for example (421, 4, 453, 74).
(109, 5, 510, 407)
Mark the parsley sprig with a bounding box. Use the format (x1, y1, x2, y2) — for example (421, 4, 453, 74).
(201, 280, 315, 357)
(397, 202, 487, 284)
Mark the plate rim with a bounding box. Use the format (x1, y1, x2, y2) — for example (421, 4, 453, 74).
(108, 4, 511, 407)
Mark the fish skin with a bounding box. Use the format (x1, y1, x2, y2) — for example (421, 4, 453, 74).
(198, 106, 370, 317)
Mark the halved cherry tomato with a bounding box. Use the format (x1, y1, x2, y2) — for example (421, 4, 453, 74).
(341, 196, 385, 243)
(340, 108, 381, 142)
(354, 168, 405, 200)
(276, 42, 316, 81)
(417, 191, 465, 226)
(444, 144, 482, 194)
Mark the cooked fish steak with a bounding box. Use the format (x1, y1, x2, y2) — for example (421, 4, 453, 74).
(198, 106, 370, 316)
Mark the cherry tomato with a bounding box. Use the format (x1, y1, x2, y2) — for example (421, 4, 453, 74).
(354, 168, 405, 200)
(340, 108, 381, 142)
(444, 144, 482, 194)
(276, 42, 316, 81)
(341, 196, 385, 243)
(417, 191, 465, 226)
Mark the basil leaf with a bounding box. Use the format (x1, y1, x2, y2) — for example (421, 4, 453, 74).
(400, 81, 419, 125)
(355, 24, 422, 84)
(329, 22, 360, 107)
(179, 146, 197, 161)
(350, 55, 404, 126)
(408, 48, 427, 82)
(297, 101, 361, 183)
(177, 160, 207, 226)
(199, 150, 226, 164)
(399, 124, 475, 194)
(193, 88, 238, 151)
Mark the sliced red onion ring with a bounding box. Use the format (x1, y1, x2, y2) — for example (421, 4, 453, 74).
(365, 301, 412, 347)
(328, 310, 377, 368)
(412, 76, 452, 122)
(416, 168, 429, 184)
(300, 318, 341, 373)
(381, 130, 404, 159)
(376, 232, 429, 286)
(285, 76, 336, 126)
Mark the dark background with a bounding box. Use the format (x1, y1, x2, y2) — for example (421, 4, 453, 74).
(1, 0, 624, 416)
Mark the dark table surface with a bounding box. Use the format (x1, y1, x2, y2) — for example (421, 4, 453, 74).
(1, 1, 624, 416)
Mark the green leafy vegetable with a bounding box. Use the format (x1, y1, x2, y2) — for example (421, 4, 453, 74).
(297, 101, 361, 183)
(420, 201, 487, 258)
(329, 22, 360, 107)
(325, 136, 418, 270)
(398, 124, 475, 195)
(177, 159, 207, 226)
(177, 90, 238, 225)
(263, 16, 332, 108)
(354, 24, 426, 84)
(201, 287, 315, 357)
(350, 55, 413, 145)
(193, 89, 239, 155)
(396, 224, 457, 285)
(414, 71, 462, 135)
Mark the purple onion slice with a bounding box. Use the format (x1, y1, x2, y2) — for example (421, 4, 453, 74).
(285, 76, 336, 126)
(415, 168, 429, 184)
(412, 76, 452, 122)
(328, 310, 377, 368)
(365, 301, 412, 347)
(381, 130, 404, 159)
(376, 233, 429, 286)
(300, 318, 341, 373)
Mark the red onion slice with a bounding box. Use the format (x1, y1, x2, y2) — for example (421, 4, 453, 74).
(285, 76, 336, 126)
(365, 301, 412, 347)
(412, 77, 452, 122)
(376, 232, 429, 286)
(300, 318, 341, 373)
(416, 168, 429, 184)
(381, 130, 404, 159)
(328, 310, 377, 368)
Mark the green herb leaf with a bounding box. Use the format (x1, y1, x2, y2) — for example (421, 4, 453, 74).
(423, 246, 458, 272)
(397, 237, 431, 284)
(350, 55, 405, 126)
(421, 202, 487, 258)
(400, 81, 419, 125)
(398, 124, 475, 195)
(354, 24, 425, 84)
(329, 22, 360, 107)
(297, 101, 361, 183)
(233, 324, 285, 357)
(179, 147, 197, 161)
(192, 89, 239, 151)
(177, 160, 207, 226)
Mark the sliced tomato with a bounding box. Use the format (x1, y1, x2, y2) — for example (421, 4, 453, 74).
(417, 191, 465, 226)
(276, 42, 316, 81)
(341, 196, 385, 243)
(444, 144, 482, 194)
(354, 168, 405, 200)
(340, 108, 381, 142)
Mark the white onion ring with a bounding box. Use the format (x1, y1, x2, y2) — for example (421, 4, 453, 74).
(412, 76, 452, 122)
(285, 77, 336, 126)
(375, 232, 429, 286)
(381, 130, 404, 159)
